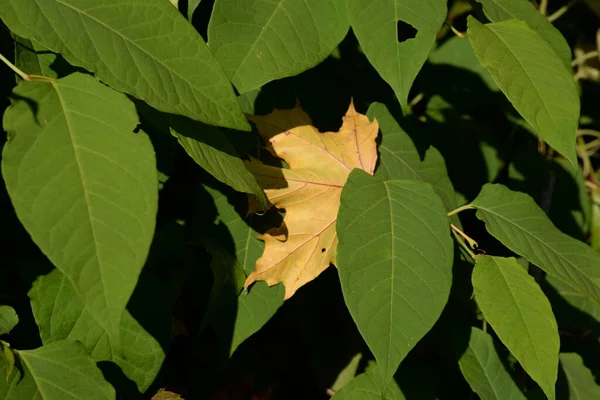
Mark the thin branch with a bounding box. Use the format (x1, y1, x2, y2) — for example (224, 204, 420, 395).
(548, 0, 581, 22)
(572, 50, 599, 67)
(539, 0, 549, 16)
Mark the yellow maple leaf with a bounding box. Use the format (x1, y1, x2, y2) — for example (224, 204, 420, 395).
(244, 101, 379, 299)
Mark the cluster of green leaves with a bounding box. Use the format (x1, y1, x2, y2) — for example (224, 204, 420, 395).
(0, 0, 599, 398)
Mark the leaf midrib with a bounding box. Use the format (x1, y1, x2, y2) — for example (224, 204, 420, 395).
(52, 80, 114, 340)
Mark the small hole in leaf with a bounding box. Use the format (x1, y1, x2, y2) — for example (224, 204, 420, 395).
(321, 248, 326, 253)
(397, 20, 417, 43)
(133, 124, 141, 134)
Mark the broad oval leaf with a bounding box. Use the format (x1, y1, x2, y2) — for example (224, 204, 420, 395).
(560, 353, 600, 400)
(467, 17, 579, 166)
(337, 170, 453, 385)
(457, 327, 526, 400)
(0, 306, 18, 335)
(171, 118, 268, 209)
(470, 184, 600, 306)
(28, 269, 164, 392)
(0, 341, 115, 399)
(2, 73, 158, 345)
(0, 0, 249, 130)
(474, 0, 572, 68)
(208, 0, 349, 94)
(473, 256, 559, 400)
(348, 0, 447, 105)
(367, 102, 457, 212)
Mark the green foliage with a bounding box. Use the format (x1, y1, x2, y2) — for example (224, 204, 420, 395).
(468, 17, 579, 166)
(458, 328, 526, 400)
(473, 256, 559, 399)
(0, 0, 599, 398)
(337, 170, 452, 385)
(1, 341, 115, 399)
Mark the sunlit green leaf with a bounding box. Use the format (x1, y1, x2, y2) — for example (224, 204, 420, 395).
(2, 73, 158, 346)
(474, 0, 572, 68)
(332, 365, 405, 400)
(467, 17, 579, 166)
(0, 0, 248, 130)
(458, 327, 526, 400)
(0, 306, 18, 335)
(337, 170, 453, 385)
(348, 0, 447, 105)
(473, 256, 559, 400)
(368, 102, 457, 212)
(0, 341, 115, 399)
(560, 353, 600, 400)
(470, 184, 600, 306)
(172, 119, 268, 209)
(29, 269, 164, 392)
(208, 0, 349, 93)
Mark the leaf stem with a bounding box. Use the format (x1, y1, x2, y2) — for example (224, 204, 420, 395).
(572, 50, 599, 67)
(447, 204, 475, 217)
(482, 319, 488, 333)
(539, 0, 549, 16)
(0, 52, 54, 83)
(0, 52, 30, 81)
(452, 229, 476, 259)
(548, 0, 581, 22)
(449, 25, 467, 39)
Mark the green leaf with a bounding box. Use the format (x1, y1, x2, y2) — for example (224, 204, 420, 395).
(0, 0, 249, 130)
(591, 178, 600, 252)
(171, 118, 268, 209)
(208, 0, 349, 94)
(0, 306, 18, 335)
(367, 102, 457, 212)
(467, 17, 579, 166)
(457, 327, 526, 400)
(474, 0, 572, 68)
(199, 186, 283, 356)
(560, 353, 600, 400)
(188, 0, 201, 20)
(472, 256, 559, 400)
(337, 170, 453, 385)
(470, 184, 600, 306)
(28, 269, 164, 392)
(227, 281, 284, 356)
(2, 73, 158, 346)
(348, 0, 447, 105)
(0, 341, 115, 399)
(13, 36, 60, 79)
(332, 366, 405, 400)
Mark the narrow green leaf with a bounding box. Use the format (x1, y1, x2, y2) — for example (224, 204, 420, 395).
(199, 187, 283, 355)
(0, 0, 249, 130)
(337, 170, 453, 385)
(348, 0, 447, 105)
(560, 353, 600, 400)
(28, 269, 164, 392)
(470, 184, 600, 306)
(467, 17, 579, 166)
(208, 0, 349, 93)
(458, 327, 526, 400)
(474, 0, 572, 68)
(171, 118, 268, 209)
(2, 73, 158, 346)
(473, 256, 559, 400)
(0, 306, 18, 335)
(1, 341, 16, 383)
(0, 341, 115, 399)
(367, 102, 457, 212)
